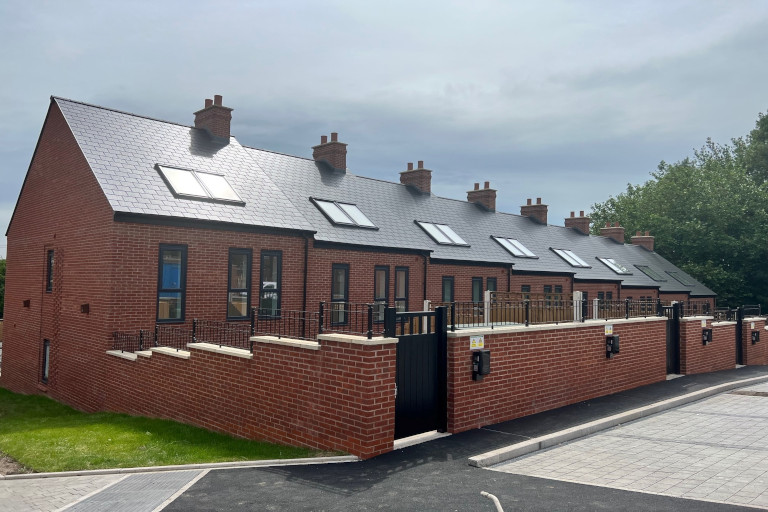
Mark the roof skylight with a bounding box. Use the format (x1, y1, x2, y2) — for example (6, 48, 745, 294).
(666, 271, 696, 286)
(635, 265, 667, 282)
(157, 165, 243, 204)
(551, 248, 590, 268)
(492, 237, 537, 258)
(416, 221, 468, 246)
(597, 257, 632, 275)
(312, 199, 377, 228)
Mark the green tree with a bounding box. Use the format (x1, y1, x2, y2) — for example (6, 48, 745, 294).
(590, 112, 768, 308)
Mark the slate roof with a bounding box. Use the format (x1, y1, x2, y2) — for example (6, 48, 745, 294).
(52, 97, 715, 297)
(54, 97, 314, 233)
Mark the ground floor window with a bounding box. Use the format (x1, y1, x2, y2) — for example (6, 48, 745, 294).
(442, 276, 454, 303)
(486, 277, 497, 294)
(42, 339, 50, 384)
(374, 266, 389, 322)
(157, 244, 187, 322)
(331, 264, 349, 325)
(228, 248, 252, 319)
(395, 267, 409, 312)
(259, 251, 282, 317)
(472, 277, 482, 303)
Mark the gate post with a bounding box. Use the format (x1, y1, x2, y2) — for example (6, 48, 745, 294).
(736, 306, 745, 365)
(434, 306, 448, 433)
(383, 307, 396, 338)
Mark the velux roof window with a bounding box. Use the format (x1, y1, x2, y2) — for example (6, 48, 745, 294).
(597, 257, 632, 275)
(492, 237, 537, 258)
(635, 265, 667, 282)
(551, 248, 590, 268)
(667, 271, 696, 286)
(416, 221, 468, 246)
(157, 164, 243, 204)
(312, 198, 376, 228)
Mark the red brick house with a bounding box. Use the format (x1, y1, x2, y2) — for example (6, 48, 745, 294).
(0, 95, 720, 457)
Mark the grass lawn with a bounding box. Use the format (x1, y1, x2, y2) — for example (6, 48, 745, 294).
(0, 387, 326, 473)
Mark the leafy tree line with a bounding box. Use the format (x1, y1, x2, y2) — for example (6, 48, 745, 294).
(590, 112, 768, 308)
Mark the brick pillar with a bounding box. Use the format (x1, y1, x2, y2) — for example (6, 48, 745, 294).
(400, 161, 432, 194)
(193, 95, 233, 139)
(467, 181, 496, 211)
(564, 211, 590, 235)
(600, 222, 626, 244)
(312, 132, 348, 171)
(520, 198, 547, 224)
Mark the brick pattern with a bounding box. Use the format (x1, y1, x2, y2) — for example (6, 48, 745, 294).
(399, 168, 431, 194)
(103, 338, 396, 459)
(446, 319, 668, 433)
(742, 318, 767, 366)
(193, 103, 232, 139)
(679, 318, 736, 375)
(312, 140, 347, 171)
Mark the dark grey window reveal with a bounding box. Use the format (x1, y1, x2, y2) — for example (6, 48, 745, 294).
(42, 339, 50, 384)
(46, 249, 54, 292)
(259, 251, 282, 318)
(157, 244, 187, 322)
(227, 248, 252, 320)
(442, 276, 454, 303)
(331, 264, 349, 325)
(521, 284, 531, 300)
(544, 285, 553, 306)
(635, 265, 667, 282)
(156, 164, 244, 205)
(486, 277, 497, 293)
(416, 221, 469, 246)
(472, 277, 483, 303)
(551, 248, 590, 268)
(311, 198, 377, 228)
(374, 266, 389, 323)
(395, 267, 409, 313)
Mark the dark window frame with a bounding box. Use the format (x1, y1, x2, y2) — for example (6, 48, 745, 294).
(157, 244, 188, 323)
(521, 284, 531, 300)
(258, 250, 282, 318)
(373, 266, 390, 323)
(486, 277, 497, 293)
(46, 249, 54, 292)
(395, 266, 409, 313)
(331, 263, 350, 326)
(442, 276, 455, 303)
(227, 248, 252, 320)
(472, 277, 483, 303)
(41, 339, 50, 384)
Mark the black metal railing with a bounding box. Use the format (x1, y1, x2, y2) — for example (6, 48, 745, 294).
(193, 319, 252, 352)
(112, 330, 147, 352)
(154, 324, 193, 351)
(251, 308, 321, 342)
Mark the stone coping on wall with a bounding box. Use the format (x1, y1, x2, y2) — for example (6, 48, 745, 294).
(447, 316, 666, 338)
(187, 342, 253, 359)
(317, 333, 398, 346)
(745, 316, 765, 322)
(150, 346, 191, 359)
(105, 350, 137, 361)
(680, 316, 715, 322)
(712, 321, 737, 327)
(251, 335, 321, 351)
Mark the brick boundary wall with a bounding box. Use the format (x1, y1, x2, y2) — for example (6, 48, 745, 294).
(445, 317, 668, 433)
(679, 317, 736, 375)
(742, 317, 768, 366)
(102, 334, 397, 459)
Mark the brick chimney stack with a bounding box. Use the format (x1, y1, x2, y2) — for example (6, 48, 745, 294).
(400, 160, 432, 194)
(520, 197, 548, 224)
(600, 222, 626, 244)
(564, 210, 591, 235)
(467, 181, 496, 211)
(312, 132, 348, 172)
(194, 94, 233, 139)
(631, 230, 655, 251)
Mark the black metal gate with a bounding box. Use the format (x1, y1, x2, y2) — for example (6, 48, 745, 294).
(735, 306, 744, 365)
(663, 303, 680, 374)
(385, 307, 448, 439)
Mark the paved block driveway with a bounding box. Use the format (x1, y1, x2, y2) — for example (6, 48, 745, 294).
(492, 382, 768, 509)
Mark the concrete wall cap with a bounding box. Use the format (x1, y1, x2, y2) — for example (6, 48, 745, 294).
(150, 346, 191, 359)
(188, 342, 253, 359)
(250, 335, 320, 351)
(317, 333, 398, 346)
(105, 350, 137, 361)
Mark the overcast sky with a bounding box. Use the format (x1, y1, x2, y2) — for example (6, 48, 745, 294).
(2, 0, 767, 259)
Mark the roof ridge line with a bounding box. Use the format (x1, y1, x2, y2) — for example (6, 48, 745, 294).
(52, 96, 217, 134)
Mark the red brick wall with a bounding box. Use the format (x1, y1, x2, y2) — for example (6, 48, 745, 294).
(103, 336, 396, 459)
(621, 288, 659, 300)
(1, 102, 115, 399)
(742, 318, 767, 366)
(429, 263, 510, 302)
(306, 247, 425, 309)
(446, 318, 667, 433)
(679, 318, 735, 374)
(574, 281, 620, 300)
